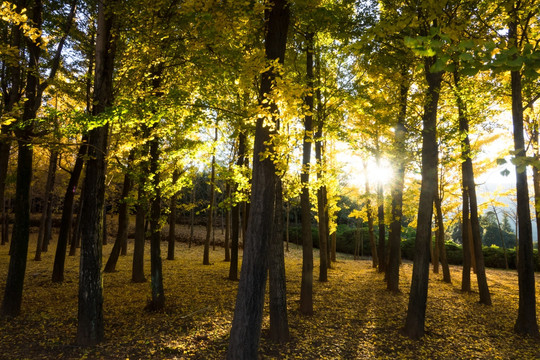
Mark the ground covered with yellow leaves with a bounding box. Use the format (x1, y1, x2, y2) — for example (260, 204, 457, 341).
(1, 228, 540, 359)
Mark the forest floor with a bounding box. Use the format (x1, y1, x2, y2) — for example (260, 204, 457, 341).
(1, 225, 540, 359)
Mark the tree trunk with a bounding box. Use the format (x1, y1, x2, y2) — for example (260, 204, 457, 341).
(69, 184, 84, 256)
(204, 128, 217, 265)
(434, 195, 451, 283)
(227, 1, 289, 357)
(35, 150, 58, 261)
(454, 68, 491, 305)
(167, 169, 179, 261)
(509, 14, 539, 337)
(377, 177, 386, 273)
(300, 32, 315, 313)
(189, 185, 195, 248)
(492, 206, 509, 270)
(146, 136, 165, 311)
(461, 202, 472, 292)
(105, 160, 133, 272)
(132, 187, 147, 283)
(229, 132, 245, 281)
(402, 58, 442, 340)
(77, 0, 115, 344)
(268, 179, 289, 342)
(1, 0, 42, 317)
(224, 183, 231, 261)
(315, 130, 328, 281)
(386, 76, 408, 293)
(364, 161, 378, 268)
(52, 139, 87, 282)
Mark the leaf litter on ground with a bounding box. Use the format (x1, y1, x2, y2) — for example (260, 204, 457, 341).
(0, 226, 539, 359)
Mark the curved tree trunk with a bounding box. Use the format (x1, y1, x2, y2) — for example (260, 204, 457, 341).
(52, 139, 87, 282)
(227, 1, 289, 357)
(104, 160, 133, 272)
(402, 58, 442, 340)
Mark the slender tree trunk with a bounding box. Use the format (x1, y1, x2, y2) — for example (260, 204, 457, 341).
(531, 121, 540, 270)
(492, 206, 509, 270)
(224, 183, 231, 262)
(204, 128, 217, 265)
(77, 0, 115, 344)
(402, 58, 442, 340)
(364, 162, 378, 268)
(461, 204, 472, 291)
(509, 14, 539, 337)
(454, 68, 491, 305)
(300, 32, 315, 313)
(105, 160, 133, 271)
(229, 133, 245, 281)
(167, 169, 179, 261)
(387, 76, 408, 293)
(52, 139, 87, 282)
(286, 201, 290, 252)
(69, 184, 84, 256)
(0, 137, 11, 247)
(35, 151, 58, 261)
(227, 1, 289, 357)
(268, 179, 289, 342)
(434, 195, 451, 283)
(189, 185, 195, 248)
(132, 187, 147, 283)
(315, 132, 328, 281)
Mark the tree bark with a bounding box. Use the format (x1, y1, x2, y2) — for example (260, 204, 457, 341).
(105, 156, 133, 271)
(224, 183, 231, 261)
(69, 184, 84, 256)
(229, 132, 245, 280)
(315, 134, 328, 281)
(402, 58, 442, 340)
(167, 169, 180, 261)
(268, 179, 289, 342)
(227, 1, 289, 357)
(434, 194, 451, 283)
(52, 139, 87, 282)
(132, 187, 147, 283)
(509, 13, 539, 337)
(146, 135, 165, 311)
(77, 0, 116, 344)
(35, 150, 58, 261)
(454, 68, 491, 304)
(300, 32, 315, 312)
(203, 127, 217, 265)
(386, 76, 408, 293)
(364, 161, 378, 268)
(1, 0, 42, 317)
